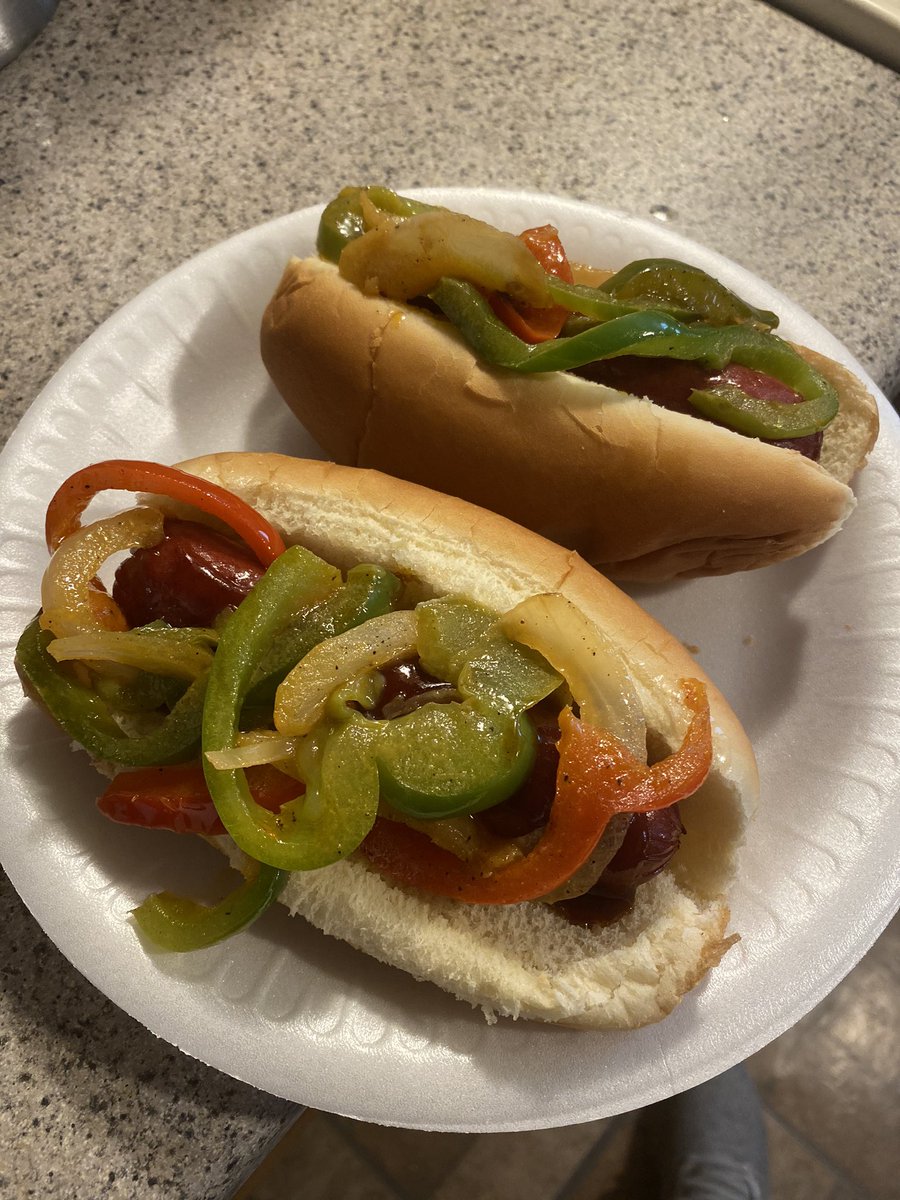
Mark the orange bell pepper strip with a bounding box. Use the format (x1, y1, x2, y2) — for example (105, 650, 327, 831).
(45, 460, 286, 566)
(360, 678, 712, 904)
(488, 224, 575, 344)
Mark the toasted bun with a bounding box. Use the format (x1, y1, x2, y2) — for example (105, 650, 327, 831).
(260, 257, 879, 581)
(180, 452, 758, 1029)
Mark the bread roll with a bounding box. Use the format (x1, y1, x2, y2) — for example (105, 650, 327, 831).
(180, 452, 758, 1028)
(260, 257, 878, 581)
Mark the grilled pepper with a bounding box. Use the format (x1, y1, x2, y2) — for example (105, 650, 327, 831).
(430, 279, 838, 439)
(132, 858, 289, 951)
(316, 187, 838, 441)
(15, 616, 208, 767)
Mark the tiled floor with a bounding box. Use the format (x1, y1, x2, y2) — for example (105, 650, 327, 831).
(236, 915, 898, 1200)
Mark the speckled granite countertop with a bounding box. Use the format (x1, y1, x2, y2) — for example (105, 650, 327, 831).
(1, 1, 898, 1196)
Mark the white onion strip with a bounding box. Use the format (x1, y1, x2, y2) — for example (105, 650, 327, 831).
(48, 629, 215, 680)
(274, 610, 418, 737)
(498, 593, 647, 760)
(205, 731, 298, 770)
(339, 209, 553, 307)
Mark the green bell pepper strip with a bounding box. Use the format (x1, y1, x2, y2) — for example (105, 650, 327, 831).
(321, 683, 538, 823)
(202, 545, 386, 870)
(15, 616, 207, 767)
(548, 270, 777, 329)
(685, 334, 842, 436)
(317, 190, 367, 263)
(243, 563, 401, 713)
(370, 703, 537, 820)
(548, 278, 694, 324)
(597, 258, 779, 331)
(131, 859, 289, 951)
(432, 277, 673, 371)
(429, 278, 838, 438)
(317, 186, 436, 263)
(414, 596, 497, 683)
(323, 596, 560, 821)
(93, 669, 185, 715)
(416, 596, 562, 711)
(365, 186, 434, 218)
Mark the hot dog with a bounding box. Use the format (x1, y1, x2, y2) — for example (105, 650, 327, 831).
(260, 188, 879, 581)
(15, 452, 757, 1028)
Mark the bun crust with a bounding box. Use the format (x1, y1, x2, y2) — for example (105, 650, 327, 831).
(260, 257, 878, 581)
(181, 452, 757, 1029)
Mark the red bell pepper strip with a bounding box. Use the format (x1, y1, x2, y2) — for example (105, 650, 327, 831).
(360, 678, 711, 904)
(45, 460, 286, 566)
(98, 763, 300, 836)
(564, 676, 712, 816)
(489, 225, 575, 344)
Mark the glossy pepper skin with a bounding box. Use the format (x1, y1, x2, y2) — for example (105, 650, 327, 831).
(336, 699, 538, 822)
(316, 187, 839, 441)
(44, 459, 286, 564)
(352, 594, 560, 820)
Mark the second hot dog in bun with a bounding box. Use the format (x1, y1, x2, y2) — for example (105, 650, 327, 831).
(16, 453, 757, 1028)
(260, 188, 879, 581)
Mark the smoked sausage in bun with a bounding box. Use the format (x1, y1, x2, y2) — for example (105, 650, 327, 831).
(260, 188, 879, 581)
(15, 452, 757, 1028)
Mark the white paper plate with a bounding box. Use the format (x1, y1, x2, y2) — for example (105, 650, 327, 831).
(1, 190, 898, 1131)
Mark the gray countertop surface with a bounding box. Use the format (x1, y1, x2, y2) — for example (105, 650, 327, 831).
(1, 1, 898, 1196)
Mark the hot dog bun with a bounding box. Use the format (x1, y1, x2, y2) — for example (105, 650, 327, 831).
(180, 452, 758, 1029)
(260, 256, 878, 581)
